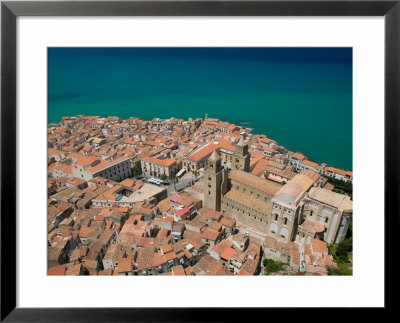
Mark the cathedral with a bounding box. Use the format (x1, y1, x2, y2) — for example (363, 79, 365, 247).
(203, 139, 352, 245)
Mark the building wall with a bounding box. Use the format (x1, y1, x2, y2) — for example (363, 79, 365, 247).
(302, 197, 351, 245)
(72, 165, 94, 181)
(267, 202, 300, 243)
(141, 160, 177, 178)
(183, 157, 207, 172)
(221, 196, 270, 233)
(334, 212, 351, 244)
(229, 180, 274, 204)
(93, 160, 131, 181)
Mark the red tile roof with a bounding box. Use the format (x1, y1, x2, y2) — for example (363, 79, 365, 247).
(118, 258, 132, 273)
(220, 247, 235, 261)
(48, 265, 66, 276)
(142, 155, 176, 167)
(187, 144, 218, 162)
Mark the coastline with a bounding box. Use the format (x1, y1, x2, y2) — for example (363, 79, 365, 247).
(49, 114, 352, 172)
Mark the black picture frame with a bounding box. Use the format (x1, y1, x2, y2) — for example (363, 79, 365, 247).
(1, 0, 397, 321)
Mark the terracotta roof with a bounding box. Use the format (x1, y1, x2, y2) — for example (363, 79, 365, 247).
(313, 222, 325, 233)
(228, 170, 281, 195)
(302, 159, 319, 168)
(187, 143, 218, 162)
(66, 264, 83, 276)
(171, 265, 186, 276)
(292, 152, 306, 160)
(175, 207, 190, 217)
(88, 156, 130, 173)
(250, 159, 269, 176)
(68, 153, 99, 167)
(308, 187, 353, 211)
(324, 166, 350, 177)
(273, 173, 317, 207)
(219, 216, 236, 227)
(311, 239, 328, 254)
(142, 155, 176, 167)
(118, 258, 132, 273)
(201, 228, 220, 241)
(48, 265, 66, 276)
(220, 247, 235, 261)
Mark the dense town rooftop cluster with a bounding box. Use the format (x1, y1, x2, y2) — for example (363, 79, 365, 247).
(47, 114, 351, 276)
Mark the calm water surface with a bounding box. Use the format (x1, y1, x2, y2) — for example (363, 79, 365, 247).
(48, 48, 352, 170)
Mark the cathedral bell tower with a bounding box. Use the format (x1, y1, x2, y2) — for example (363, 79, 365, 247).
(233, 136, 250, 172)
(203, 148, 227, 211)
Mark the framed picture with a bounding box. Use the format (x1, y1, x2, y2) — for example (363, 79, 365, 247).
(1, 0, 396, 320)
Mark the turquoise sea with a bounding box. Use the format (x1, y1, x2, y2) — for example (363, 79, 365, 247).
(48, 48, 352, 171)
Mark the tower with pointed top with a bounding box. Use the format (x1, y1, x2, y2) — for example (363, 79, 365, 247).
(232, 136, 250, 172)
(203, 148, 227, 211)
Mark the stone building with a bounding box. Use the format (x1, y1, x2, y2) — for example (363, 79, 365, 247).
(301, 187, 352, 244)
(141, 154, 179, 179)
(202, 143, 353, 245)
(268, 171, 319, 242)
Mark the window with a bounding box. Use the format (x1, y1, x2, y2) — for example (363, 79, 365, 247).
(275, 214, 278, 221)
(208, 191, 211, 195)
(325, 217, 329, 223)
(310, 210, 313, 216)
(284, 218, 288, 225)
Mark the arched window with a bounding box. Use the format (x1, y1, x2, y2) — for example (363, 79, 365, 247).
(284, 218, 288, 225)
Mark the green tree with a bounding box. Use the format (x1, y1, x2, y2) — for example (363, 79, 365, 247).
(345, 218, 353, 239)
(327, 262, 352, 275)
(160, 174, 168, 182)
(336, 237, 353, 262)
(151, 226, 161, 238)
(115, 174, 121, 182)
(263, 258, 286, 275)
(321, 175, 352, 196)
(264, 171, 270, 179)
(132, 167, 142, 177)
